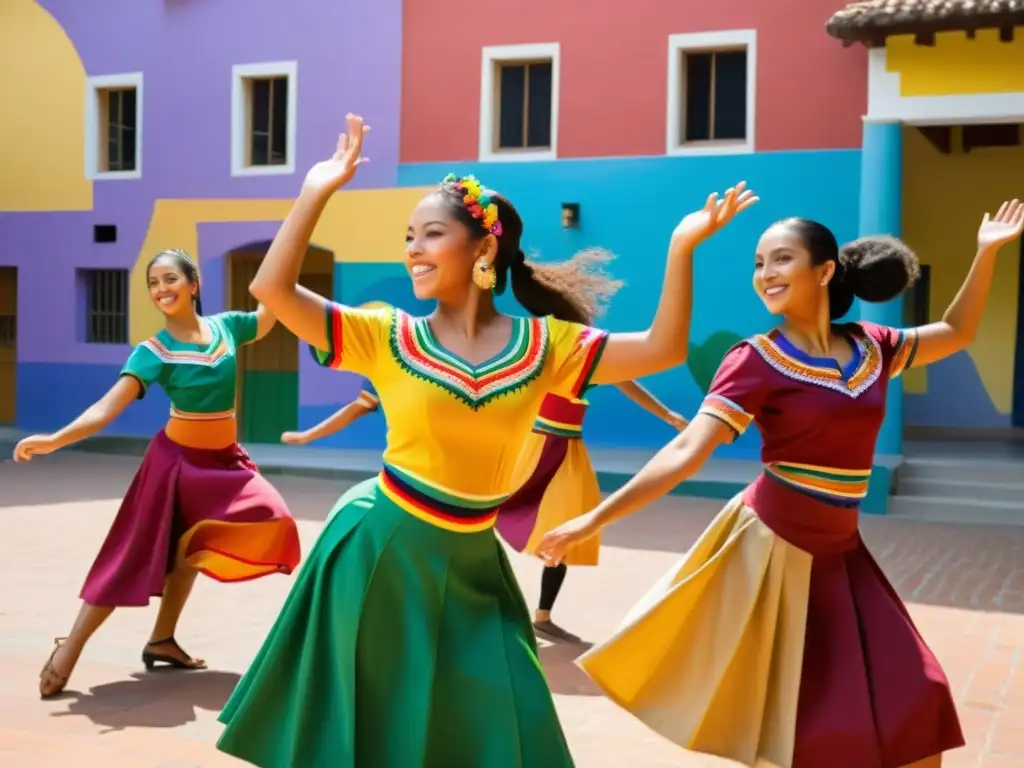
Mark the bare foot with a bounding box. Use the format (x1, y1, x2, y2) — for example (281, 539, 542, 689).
(142, 638, 207, 670)
(533, 620, 582, 644)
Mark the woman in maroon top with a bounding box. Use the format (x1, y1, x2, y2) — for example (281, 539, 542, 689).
(537, 200, 1024, 768)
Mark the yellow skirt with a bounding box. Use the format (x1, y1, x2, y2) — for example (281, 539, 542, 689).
(496, 430, 602, 567)
(578, 476, 962, 768)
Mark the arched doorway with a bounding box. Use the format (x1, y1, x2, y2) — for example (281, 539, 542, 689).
(225, 243, 334, 443)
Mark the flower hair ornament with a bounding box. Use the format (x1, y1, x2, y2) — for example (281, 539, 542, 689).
(442, 174, 503, 237)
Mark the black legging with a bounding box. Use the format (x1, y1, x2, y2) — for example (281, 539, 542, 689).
(538, 563, 567, 612)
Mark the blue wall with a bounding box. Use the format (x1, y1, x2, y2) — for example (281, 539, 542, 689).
(16, 151, 862, 456)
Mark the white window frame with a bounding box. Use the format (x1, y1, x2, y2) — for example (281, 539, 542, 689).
(479, 43, 560, 162)
(231, 61, 298, 177)
(666, 30, 757, 156)
(84, 72, 144, 181)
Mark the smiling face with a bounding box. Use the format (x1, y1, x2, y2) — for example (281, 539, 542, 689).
(404, 193, 494, 301)
(147, 256, 197, 318)
(753, 223, 835, 316)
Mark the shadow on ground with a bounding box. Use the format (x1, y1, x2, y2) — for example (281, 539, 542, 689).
(48, 669, 241, 732)
(538, 641, 602, 697)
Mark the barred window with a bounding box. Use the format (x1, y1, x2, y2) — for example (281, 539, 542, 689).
(82, 268, 129, 344)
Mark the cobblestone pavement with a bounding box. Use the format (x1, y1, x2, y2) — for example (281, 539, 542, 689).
(1, 453, 1022, 767)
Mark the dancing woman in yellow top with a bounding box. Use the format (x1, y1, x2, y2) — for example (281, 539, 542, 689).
(216, 113, 757, 768)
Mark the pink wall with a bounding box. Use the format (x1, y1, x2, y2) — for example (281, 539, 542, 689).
(401, 0, 866, 163)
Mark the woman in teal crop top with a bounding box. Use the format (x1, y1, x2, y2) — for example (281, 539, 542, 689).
(14, 248, 301, 699)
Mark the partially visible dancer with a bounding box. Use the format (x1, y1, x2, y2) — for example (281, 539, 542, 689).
(538, 200, 1024, 767)
(15, 248, 300, 698)
(280, 388, 379, 445)
(215, 113, 757, 768)
(500, 375, 687, 642)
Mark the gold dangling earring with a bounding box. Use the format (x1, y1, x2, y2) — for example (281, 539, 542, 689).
(473, 258, 496, 291)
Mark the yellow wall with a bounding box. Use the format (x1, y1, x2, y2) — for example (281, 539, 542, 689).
(887, 29, 1024, 96)
(901, 125, 1022, 412)
(129, 188, 432, 342)
(0, 0, 92, 211)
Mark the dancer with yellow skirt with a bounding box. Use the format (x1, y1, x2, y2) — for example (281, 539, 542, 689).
(539, 203, 1024, 767)
(215, 113, 758, 767)
(499, 382, 686, 643)
(15, 248, 300, 698)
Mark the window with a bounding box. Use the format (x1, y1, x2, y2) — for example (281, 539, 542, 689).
(232, 62, 298, 176)
(666, 31, 756, 155)
(479, 43, 559, 161)
(0, 267, 15, 350)
(80, 269, 129, 345)
(85, 73, 143, 179)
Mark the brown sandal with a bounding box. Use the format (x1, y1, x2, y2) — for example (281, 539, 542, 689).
(142, 637, 207, 671)
(39, 637, 71, 699)
(533, 620, 582, 644)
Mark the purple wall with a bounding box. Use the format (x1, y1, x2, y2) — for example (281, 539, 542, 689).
(2, 0, 402, 365)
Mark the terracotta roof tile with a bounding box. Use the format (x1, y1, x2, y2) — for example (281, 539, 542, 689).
(826, 0, 1024, 45)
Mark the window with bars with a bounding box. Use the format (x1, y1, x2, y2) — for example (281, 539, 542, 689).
(681, 49, 747, 144)
(247, 77, 289, 166)
(496, 60, 553, 151)
(99, 88, 138, 172)
(82, 269, 129, 345)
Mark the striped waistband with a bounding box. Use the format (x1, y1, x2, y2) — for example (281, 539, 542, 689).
(763, 462, 871, 508)
(377, 464, 509, 533)
(169, 407, 236, 421)
(532, 397, 587, 439)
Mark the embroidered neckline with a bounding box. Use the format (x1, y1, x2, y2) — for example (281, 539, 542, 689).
(146, 317, 231, 366)
(389, 310, 548, 409)
(749, 324, 881, 398)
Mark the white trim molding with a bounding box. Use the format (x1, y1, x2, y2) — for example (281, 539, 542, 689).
(867, 46, 1024, 125)
(666, 29, 757, 156)
(84, 72, 144, 181)
(478, 42, 560, 163)
(231, 60, 298, 177)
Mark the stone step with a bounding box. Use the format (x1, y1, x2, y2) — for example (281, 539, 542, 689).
(898, 458, 1024, 486)
(897, 477, 1024, 504)
(887, 494, 1024, 526)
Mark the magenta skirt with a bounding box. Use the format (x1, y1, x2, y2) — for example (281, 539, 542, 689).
(80, 431, 300, 607)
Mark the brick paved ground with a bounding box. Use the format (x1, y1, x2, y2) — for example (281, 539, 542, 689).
(1, 453, 1022, 767)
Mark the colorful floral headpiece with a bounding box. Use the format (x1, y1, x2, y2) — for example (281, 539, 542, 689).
(442, 173, 503, 237)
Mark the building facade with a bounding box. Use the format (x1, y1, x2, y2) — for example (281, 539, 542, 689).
(2, 0, 1023, 495)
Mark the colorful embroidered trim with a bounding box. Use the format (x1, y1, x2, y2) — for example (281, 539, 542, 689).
(533, 395, 588, 438)
(890, 329, 919, 378)
(750, 327, 882, 398)
(699, 394, 754, 435)
(389, 310, 548, 409)
(309, 302, 346, 370)
(378, 463, 508, 533)
(141, 336, 229, 367)
(765, 462, 871, 508)
(442, 174, 503, 236)
(169, 407, 236, 421)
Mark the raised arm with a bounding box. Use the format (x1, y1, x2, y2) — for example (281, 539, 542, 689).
(910, 199, 1023, 368)
(588, 184, 758, 385)
(616, 381, 687, 430)
(281, 391, 379, 445)
(535, 415, 731, 564)
(249, 114, 371, 349)
(13, 376, 141, 461)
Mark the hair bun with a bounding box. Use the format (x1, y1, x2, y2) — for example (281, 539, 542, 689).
(838, 235, 921, 304)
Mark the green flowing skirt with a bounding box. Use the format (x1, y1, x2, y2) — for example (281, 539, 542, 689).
(217, 477, 574, 767)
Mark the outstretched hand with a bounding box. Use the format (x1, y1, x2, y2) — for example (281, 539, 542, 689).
(672, 181, 759, 249)
(302, 113, 370, 194)
(534, 513, 600, 566)
(13, 434, 57, 462)
(978, 199, 1024, 252)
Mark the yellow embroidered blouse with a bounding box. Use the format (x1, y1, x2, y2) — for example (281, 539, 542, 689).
(310, 303, 607, 530)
